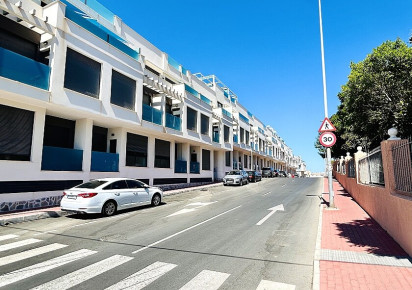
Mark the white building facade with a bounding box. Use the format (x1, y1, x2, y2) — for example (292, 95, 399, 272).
(0, 0, 304, 213)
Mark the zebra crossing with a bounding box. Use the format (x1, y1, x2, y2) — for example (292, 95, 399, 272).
(0, 234, 296, 289)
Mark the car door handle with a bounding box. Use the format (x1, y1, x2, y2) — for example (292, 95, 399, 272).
(114, 193, 120, 196)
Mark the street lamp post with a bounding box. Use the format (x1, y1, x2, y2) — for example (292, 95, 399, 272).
(318, 0, 335, 208)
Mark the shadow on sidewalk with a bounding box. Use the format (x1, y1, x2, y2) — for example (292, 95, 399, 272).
(334, 217, 408, 256)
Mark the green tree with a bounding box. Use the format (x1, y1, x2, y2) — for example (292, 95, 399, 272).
(316, 38, 412, 157)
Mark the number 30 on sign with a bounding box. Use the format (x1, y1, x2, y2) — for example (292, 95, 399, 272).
(319, 132, 336, 147)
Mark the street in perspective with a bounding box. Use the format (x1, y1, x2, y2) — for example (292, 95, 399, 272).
(1, 0, 412, 289)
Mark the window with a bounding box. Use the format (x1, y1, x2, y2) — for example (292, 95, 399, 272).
(126, 179, 146, 189)
(43, 116, 75, 149)
(246, 131, 250, 144)
(240, 127, 245, 143)
(225, 151, 231, 167)
(187, 107, 197, 131)
(75, 180, 108, 189)
(201, 114, 209, 135)
(202, 149, 210, 170)
(155, 139, 170, 168)
(111, 70, 136, 110)
(92, 126, 107, 152)
(0, 105, 34, 161)
(126, 133, 148, 167)
(64, 48, 101, 98)
(103, 180, 128, 190)
(244, 154, 248, 168)
(224, 126, 230, 142)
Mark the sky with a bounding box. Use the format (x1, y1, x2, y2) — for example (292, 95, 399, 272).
(97, 0, 411, 172)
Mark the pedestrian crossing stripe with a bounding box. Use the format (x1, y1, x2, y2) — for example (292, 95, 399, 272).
(256, 280, 296, 290)
(179, 270, 230, 290)
(0, 249, 96, 288)
(0, 234, 18, 242)
(0, 238, 42, 252)
(0, 243, 68, 267)
(32, 255, 133, 290)
(106, 261, 177, 290)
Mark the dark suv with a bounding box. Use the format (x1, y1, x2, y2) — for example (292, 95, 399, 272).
(261, 167, 275, 178)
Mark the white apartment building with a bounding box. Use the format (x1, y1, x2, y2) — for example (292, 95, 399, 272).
(0, 0, 304, 213)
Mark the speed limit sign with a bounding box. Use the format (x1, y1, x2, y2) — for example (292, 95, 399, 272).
(319, 132, 336, 147)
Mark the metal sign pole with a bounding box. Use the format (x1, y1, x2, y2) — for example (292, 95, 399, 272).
(318, 0, 335, 208)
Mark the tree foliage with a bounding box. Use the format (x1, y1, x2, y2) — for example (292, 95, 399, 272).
(316, 39, 412, 158)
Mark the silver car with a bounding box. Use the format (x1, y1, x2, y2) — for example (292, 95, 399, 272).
(223, 170, 249, 186)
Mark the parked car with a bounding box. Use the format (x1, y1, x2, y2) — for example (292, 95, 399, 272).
(261, 167, 275, 178)
(278, 170, 287, 177)
(223, 170, 249, 186)
(273, 169, 279, 177)
(60, 178, 163, 216)
(247, 170, 262, 182)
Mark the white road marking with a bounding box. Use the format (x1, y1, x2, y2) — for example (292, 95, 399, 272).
(133, 206, 241, 254)
(33, 230, 57, 236)
(179, 270, 230, 290)
(0, 234, 18, 241)
(0, 249, 96, 288)
(256, 204, 285, 226)
(263, 192, 271, 196)
(256, 280, 296, 290)
(0, 243, 68, 267)
(167, 202, 217, 217)
(106, 261, 177, 290)
(32, 254, 133, 290)
(0, 238, 42, 252)
(282, 184, 286, 187)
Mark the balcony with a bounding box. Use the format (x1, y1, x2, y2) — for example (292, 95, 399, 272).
(91, 151, 119, 172)
(213, 132, 220, 143)
(166, 113, 182, 131)
(222, 108, 232, 118)
(142, 104, 162, 125)
(41, 146, 83, 171)
(190, 162, 200, 174)
(0, 47, 50, 90)
(175, 160, 187, 173)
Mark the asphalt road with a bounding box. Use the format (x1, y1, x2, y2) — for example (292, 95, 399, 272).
(0, 177, 323, 290)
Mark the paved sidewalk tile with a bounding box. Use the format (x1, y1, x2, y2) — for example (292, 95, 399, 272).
(320, 261, 412, 290)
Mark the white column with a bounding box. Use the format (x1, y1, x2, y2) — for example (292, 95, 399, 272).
(74, 119, 93, 172)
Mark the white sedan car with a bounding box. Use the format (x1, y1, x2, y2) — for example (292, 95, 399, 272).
(61, 178, 163, 216)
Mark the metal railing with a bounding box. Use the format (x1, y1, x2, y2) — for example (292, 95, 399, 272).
(347, 159, 356, 178)
(392, 138, 412, 193)
(341, 161, 346, 175)
(358, 147, 385, 186)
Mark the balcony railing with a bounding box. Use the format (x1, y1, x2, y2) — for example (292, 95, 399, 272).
(41, 146, 83, 171)
(239, 113, 249, 124)
(222, 108, 231, 118)
(175, 160, 187, 173)
(233, 134, 239, 143)
(64, 1, 138, 60)
(200, 94, 212, 105)
(165, 113, 182, 131)
(0, 47, 50, 90)
(258, 128, 265, 135)
(79, 0, 115, 23)
(213, 132, 220, 143)
(190, 162, 200, 174)
(142, 104, 162, 125)
(91, 151, 119, 172)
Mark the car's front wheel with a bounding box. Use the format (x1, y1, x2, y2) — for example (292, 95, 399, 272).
(151, 193, 161, 206)
(239, 179, 243, 186)
(102, 200, 117, 216)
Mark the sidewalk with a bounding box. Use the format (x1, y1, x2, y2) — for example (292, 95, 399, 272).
(0, 182, 222, 226)
(315, 178, 412, 290)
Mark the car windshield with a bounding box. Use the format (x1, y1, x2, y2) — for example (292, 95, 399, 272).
(228, 171, 240, 175)
(247, 171, 254, 174)
(262, 168, 271, 170)
(75, 180, 108, 189)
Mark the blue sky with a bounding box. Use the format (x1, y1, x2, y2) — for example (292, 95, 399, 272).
(97, 0, 411, 172)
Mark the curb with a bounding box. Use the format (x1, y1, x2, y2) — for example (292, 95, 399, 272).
(0, 182, 224, 226)
(312, 178, 324, 290)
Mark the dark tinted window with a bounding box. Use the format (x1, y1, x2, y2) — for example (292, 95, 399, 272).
(187, 107, 197, 131)
(75, 180, 107, 189)
(0, 105, 34, 161)
(43, 115, 75, 149)
(92, 126, 107, 152)
(228, 171, 240, 175)
(111, 70, 136, 110)
(224, 126, 230, 142)
(126, 179, 145, 188)
(262, 167, 271, 170)
(104, 180, 128, 190)
(64, 48, 101, 98)
(202, 149, 210, 170)
(240, 127, 244, 143)
(126, 133, 148, 167)
(201, 114, 209, 135)
(225, 151, 231, 166)
(155, 139, 170, 168)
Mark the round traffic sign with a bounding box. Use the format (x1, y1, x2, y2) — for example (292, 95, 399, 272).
(319, 132, 337, 147)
